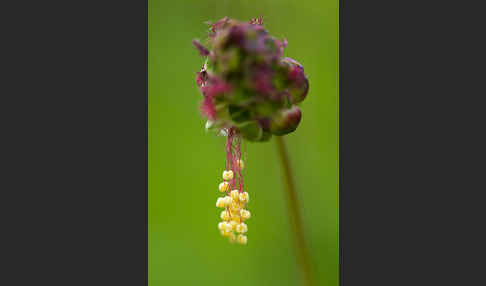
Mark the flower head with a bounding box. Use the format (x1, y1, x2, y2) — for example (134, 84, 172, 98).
(193, 16, 309, 142)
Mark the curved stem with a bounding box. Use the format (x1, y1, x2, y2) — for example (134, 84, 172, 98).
(275, 136, 315, 286)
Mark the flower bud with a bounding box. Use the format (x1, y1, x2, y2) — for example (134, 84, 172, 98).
(269, 106, 302, 136)
(280, 57, 309, 104)
(238, 121, 263, 142)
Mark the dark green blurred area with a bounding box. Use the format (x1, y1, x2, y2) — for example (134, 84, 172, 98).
(149, 0, 338, 285)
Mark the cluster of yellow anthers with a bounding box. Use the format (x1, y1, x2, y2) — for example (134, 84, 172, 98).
(216, 159, 250, 245)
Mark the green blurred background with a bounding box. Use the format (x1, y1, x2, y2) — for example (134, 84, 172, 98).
(149, 0, 338, 285)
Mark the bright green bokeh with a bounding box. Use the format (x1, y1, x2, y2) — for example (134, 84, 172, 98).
(149, 0, 338, 285)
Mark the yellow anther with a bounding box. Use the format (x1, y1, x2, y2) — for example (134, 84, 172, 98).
(218, 222, 225, 230)
(230, 208, 239, 217)
(222, 230, 232, 237)
(240, 209, 251, 220)
(237, 159, 245, 170)
(239, 192, 249, 203)
(237, 234, 248, 245)
(223, 196, 232, 206)
(222, 221, 233, 233)
(222, 170, 234, 181)
(236, 222, 248, 233)
(230, 190, 239, 201)
(218, 181, 229, 192)
(220, 210, 230, 221)
(230, 201, 240, 212)
(216, 197, 226, 208)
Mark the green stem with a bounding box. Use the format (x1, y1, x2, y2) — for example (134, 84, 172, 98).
(275, 136, 315, 286)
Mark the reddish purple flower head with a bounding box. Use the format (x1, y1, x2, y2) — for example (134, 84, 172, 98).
(192, 17, 309, 141)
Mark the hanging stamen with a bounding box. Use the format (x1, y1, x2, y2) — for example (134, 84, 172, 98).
(215, 127, 250, 245)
